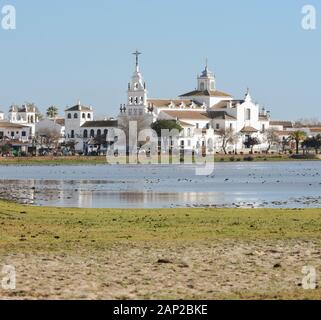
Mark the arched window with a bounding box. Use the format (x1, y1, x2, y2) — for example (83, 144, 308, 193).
(30, 116, 34, 123)
(97, 129, 101, 136)
(87, 113, 91, 119)
(82, 113, 86, 119)
(67, 113, 72, 119)
(74, 113, 78, 119)
(104, 129, 108, 136)
(83, 130, 88, 138)
(90, 129, 95, 137)
(134, 97, 138, 105)
(200, 82, 205, 91)
(71, 130, 75, 138)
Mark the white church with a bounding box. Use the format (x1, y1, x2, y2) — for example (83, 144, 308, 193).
(116, 51, 271, 154)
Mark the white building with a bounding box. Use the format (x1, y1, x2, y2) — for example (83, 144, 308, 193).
(0, 121, 31, 142)
(64, 102, 94, 150)
(8, 104, 39, 137)
(64, 101, 118, 153)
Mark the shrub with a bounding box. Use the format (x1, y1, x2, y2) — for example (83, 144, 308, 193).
(290, 154, 317, 160)
(243, 156, 254, 161)
(229, 157, 235, 162)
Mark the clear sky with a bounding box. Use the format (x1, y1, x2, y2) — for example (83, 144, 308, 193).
(0, 0, 320, 120)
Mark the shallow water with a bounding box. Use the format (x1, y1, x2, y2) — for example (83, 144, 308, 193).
(0, 161, 320, 208)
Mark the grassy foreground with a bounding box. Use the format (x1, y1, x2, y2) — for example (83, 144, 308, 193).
(0, 154, 320, 166)
(1, 201, 321, 299)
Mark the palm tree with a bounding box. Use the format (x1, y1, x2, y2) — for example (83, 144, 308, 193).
(290, 131, 306, 154)
(46, 106, 59, 119)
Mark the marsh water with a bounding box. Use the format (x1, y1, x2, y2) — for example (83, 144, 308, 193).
(0, 161, 320, 208)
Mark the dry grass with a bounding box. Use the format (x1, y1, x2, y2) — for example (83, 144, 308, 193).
(1, 201, 321, 300)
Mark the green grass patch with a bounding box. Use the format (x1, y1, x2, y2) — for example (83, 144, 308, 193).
(1, 200, 321, 253)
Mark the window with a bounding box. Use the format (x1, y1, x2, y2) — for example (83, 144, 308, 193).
(246, 109, 251, 121)
(129, 97, 133, 105)
(104, 129, 108, 136)
(97, 129, 102, 136)
(134, 83, 139, 90)
(187, 128, 191, 137)
(262, 124, 265, 132)
(87, 113, 91, 119)
(83, 130, 88, 138)
(68, 113, 72, 119)
(196, 123, 199, 129)
(134, 97, 138, 105)
(216, 123, 220, 130)
(82, 113, 86, 119)
(74, 113, 78, 119)
(90, 129, 95, 137)
(230, 123, 233, 130)
(71, 130, 75, 138)
(11, 131, 14, 137)
(200, 83, 205, 91)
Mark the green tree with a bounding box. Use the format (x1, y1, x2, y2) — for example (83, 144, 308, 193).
(247, 136, 261, 154)
(46, 106, 59, 119)
(302, 135, 321, 154)
(1, 144, 11, 155)
(151, 120, 183, 137)
(290, 131, 307, 154)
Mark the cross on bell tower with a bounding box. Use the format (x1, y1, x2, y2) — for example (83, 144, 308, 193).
(133, 50, 142, 69)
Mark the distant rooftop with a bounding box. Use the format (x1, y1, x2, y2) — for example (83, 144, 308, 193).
(180, 89, 232, 98)
(66, 104, 92, 112)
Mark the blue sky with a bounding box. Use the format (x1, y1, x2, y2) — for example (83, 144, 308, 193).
(0, 0, 320, 120)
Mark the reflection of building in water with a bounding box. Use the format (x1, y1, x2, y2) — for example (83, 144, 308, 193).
(69, 181, 93, 208)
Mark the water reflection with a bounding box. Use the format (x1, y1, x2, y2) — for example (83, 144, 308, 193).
(0, 161, 320, 208)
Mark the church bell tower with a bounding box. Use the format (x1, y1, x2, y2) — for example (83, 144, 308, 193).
(120, 51, 149, 118)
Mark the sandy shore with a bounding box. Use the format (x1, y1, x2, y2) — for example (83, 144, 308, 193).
(2, 239, 321, 300)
